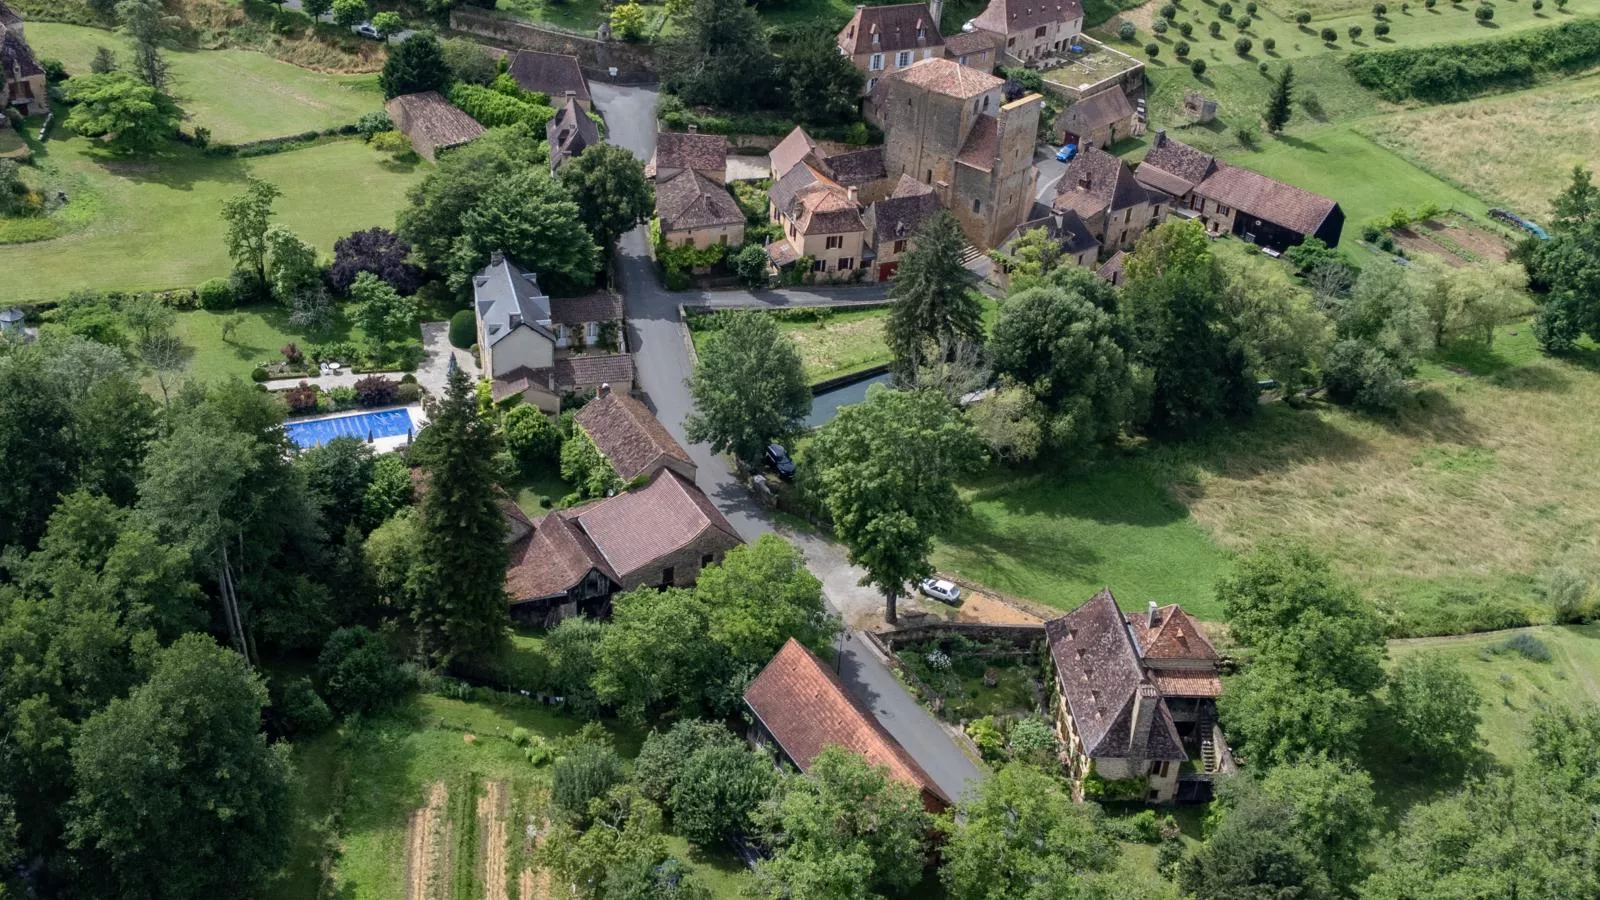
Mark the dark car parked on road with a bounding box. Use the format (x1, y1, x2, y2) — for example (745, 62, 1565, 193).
(765, 443, 796, 480)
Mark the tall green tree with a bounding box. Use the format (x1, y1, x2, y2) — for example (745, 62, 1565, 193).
(380, 32, 449, 99)
(669, 742, 778, 845)
(1123, 219, 1255, 437)
(296, 436, 377, 537)
(755, 747, 932, 900)
(1321, 263, 1432, 411)
(221, 178, 282, 287)
(410, 367, 506, 662)
(696, 534, 834, 671)
(593, 587, 718, 724)
(1384, 652, 1483, 774)
(940, 764, 1117, 900)
(1209, 757, 1378, 891)
(350, 271, 419, 348)
(539, 784, 712, 900)
(988, 273, 1140, 453)
(886, 211, 984, 376)
(1219, 661, 1369, 766)
(777, 28, 865, 125)
(65, 635, 291, 900)
(660, 0, 776, 111)
(1179, 781, 1335, 900)
(992, 225, 1066, 293)
(449, 168, 599, 292)
(558, 143, 654, 253)
(398, 124, 548, 273)
(1522, 166, 1600, 351)
(684, 310, 811, 467)
(801, 386, 984, 624)
(115, 0, 176, 88)
(264, 225, 322, 304)
(62, 71, 181, 155)
(0, 356, 78, 553)
(1264, 63, 1294, 133)
(1215, 241, 1331, 394)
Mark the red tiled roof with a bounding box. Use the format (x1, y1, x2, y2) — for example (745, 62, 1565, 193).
(506, 510, 617, 601)
(944, 29, 1002, 57)
(574, 391, 694, 483)
(652, 131, 729, 176)
(1058, 88, 1134, 134)
(1135, 131, 1217, 195)
(1194, 164, 1340, 237)
(956, 114, 1000, 172)
(891, 57, 1002, 99)
(745, 639, 951, 808)
(1125, 604, 1219, 663)
(553, 354, 634, 391)
(549, 292, 623, 326)
(1151, 672, 1223, 698)
(1054, 144, 1152, 216)
(655, 168, 744, 232)
(1095, 249, 1126, 284)
(766, 241, 800, 267)
(385, 91, 485, 151)
(573, 470, 740, 579)
(838, 3, 943, 56)
(769, 127, 821, 180)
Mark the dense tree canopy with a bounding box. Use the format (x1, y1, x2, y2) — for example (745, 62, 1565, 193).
(328, 227, 423, 296)
(660, 0, 776, 111)
(380, 32, 449, 99)
(397, 124, 549, 274)
(1383, 652, 1483, 774)
(685, 310, 811, 466)
(886, 212, 985, 376)
(778, 28, 865, 125)
(63, 71, 181, 154)
(448, 168, 599, 293)
(1523, 166, 1600, 351)
(558, 143, 655, 252)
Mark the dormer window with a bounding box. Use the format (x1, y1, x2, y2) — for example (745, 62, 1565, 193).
(872, 30, 880, 45)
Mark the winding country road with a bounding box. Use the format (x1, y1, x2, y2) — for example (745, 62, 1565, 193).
(591, 82, 984, 805)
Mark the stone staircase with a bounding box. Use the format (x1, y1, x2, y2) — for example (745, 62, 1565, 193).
(1197, 706, 1219, 774)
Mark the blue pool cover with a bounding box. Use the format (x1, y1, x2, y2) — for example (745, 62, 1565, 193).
(284, 408, 415, 449)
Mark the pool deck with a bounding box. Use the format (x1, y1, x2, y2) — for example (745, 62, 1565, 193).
(284, 404, 428, 454)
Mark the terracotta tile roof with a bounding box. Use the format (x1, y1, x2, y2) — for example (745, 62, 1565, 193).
(508, 50, 591, 104)
(956, 113, 1000, 172)
(574, 391, 694, 483)
(971, 0, 1084, 35)
(944, 29, 1003, 57)
(506, 509, 618, 601)
(573, 470, 741, 579)
(549, 292, 623, 326)
(890, 57, 1002, 100)
(386, 91, 485, 152)
(838, 3, 944, 56)
(655, 168, 745, 232)
(770, 126, 820, 180)
(1058, 87, 1134, 135)
(773, 165, 864, 237)
(1194, 164, 1341, 237)
(766, 241, 800, 267)
(1151, 672, 1223, 698)
(867, 177, 941, 243)
(824, 146, 887, 186)
(1095, 249, 1125, 284)
(1044, 590, 1186, 762)
(553, 354, 634, 391)
(1135, 131, 1217, 195)
(492, 366, 555, 403)
(652, 131, 729, 177)
(1053, 144, 1151, 216)
(1125, 604, 1219, 663)
(745, 639, 951, 808)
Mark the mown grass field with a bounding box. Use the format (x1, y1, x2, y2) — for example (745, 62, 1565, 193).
(688, 306, 894, 384)
(936, 325, 1600, 631)
(1388, 624, 1600, 763)
(167, 305, 370, 384)
(29, 23, 385, 144)
(1359, 73, 1600, 219)
(0, 137, 422, 301)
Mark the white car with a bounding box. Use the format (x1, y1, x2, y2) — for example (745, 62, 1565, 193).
(354, 22, 382, 39)
(918, 578, 961, 604)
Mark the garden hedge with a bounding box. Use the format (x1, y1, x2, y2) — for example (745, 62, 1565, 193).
(449, 309, 476, 349)
(1346, 19, 1600, 101)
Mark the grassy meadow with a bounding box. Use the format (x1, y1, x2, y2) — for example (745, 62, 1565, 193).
(936, 325, 1600, 632)
(0, 137, 422, 301)
(30, 23, 385, 145)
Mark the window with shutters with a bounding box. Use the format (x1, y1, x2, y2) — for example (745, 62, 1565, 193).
(825, 235, 844, 250)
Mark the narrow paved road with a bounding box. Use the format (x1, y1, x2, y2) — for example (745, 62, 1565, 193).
(596, 84, 984, 805)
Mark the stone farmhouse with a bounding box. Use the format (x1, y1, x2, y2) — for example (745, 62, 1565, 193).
(964, 0, 1085, 66)
(745, 638, 953, 813)
(547, 97, 599, 173)
(1, 2, 48, 117)
(861, 174, 943, 281)
(648, 128, 728, 183)
(1135, 130, 1345, 250)
(1053, 143, 1161, 253)
(769, 126, 891, 203)
(572, 389, 698, 485)
(472, 253, 633, 413)
(1045, 589, 1233, 804)
(1052, 87, 1136, 149)
(993, 207, 1099, 289)
(505, 467, 742, 625)
(655, 167, 745, 250)
(767, 161, 872, 280)
(385, 91, 484, 162)
(866, 58, 1040, 250)
(837, 2, 945, 94)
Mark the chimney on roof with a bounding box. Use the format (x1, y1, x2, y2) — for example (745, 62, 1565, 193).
(1147, 601, 1159, 628)
(930, 0, 945, 26)
(1051, 211, 1063, 232)
(490, 250, 505, 267)
(1130, 682, 1158, 755)
(599, 383, 611, 397)
(847, 186, 859, 204)
(687, 124, 697, 134)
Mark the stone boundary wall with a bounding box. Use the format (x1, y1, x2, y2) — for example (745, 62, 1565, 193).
(449, 9, 658, 82)
(878, 622, 1046, 652)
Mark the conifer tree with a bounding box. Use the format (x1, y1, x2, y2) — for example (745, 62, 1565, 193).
(885, 212, 984, 376)
(1265, 64, 1295, 133)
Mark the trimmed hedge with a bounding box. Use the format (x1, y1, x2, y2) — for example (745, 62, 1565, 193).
(1346, 19, 1600, 102)
(449, 309, 476, 349)
(447, 83, 555, 129)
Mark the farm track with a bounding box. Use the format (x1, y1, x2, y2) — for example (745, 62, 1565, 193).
(480, 781, 510, 900)
(405, 782, 450, 900)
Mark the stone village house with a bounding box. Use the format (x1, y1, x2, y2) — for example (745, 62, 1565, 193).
(965, 0, 1085, 66)
(472, 254, 633, 413)
(1045, 589, 1233, 804)
(384, 91, 485, 162)
(0, 2, 45, 117)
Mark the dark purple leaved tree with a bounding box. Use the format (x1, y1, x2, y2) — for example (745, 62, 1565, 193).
(327, 227, 424, 296)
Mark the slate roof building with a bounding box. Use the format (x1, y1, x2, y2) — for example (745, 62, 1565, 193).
(1134, 130, 1344, 250)
(966, 0, 1085, 65)
(547, 97, 599, 173)
(1053, 143, 1160, 251)
(745, 638, 953, 812)
(573, 389, 697, 484)
(1, 2, 47, 116)
(1045, 589, 1232, 804)
(507, 50, 592, 110)
(836, 2, 945, 92)
(505, 469, 743, 624)
(769, 127, 894, 204)
(385, 91, 484, 162)
(472, 254, 632, 412)
(861, 174, 943, 281)
(993, 206, 1100, 289)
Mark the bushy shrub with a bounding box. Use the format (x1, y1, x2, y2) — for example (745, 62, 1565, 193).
(1146, 42, 1161, 56)
(396, 382, 422, 403)
(356, 111, 393, 140)
(250, 366, 270, 383)
(1373, 2, 1388, 14)
(354, 375, 399, 407)
(447, 83, 555, 129)
(1296, 9, 1313, 22)
(1160, 2, 1178, 17)
(1236, 36, 1253, 54)
(197, 277, 234, 310)
(1264, 36, 1277, 50)
(1176, 39, 1192, 55)
(1191, 58, 1209, 74)
(1239, 16, 1253, 30)
(448, 309, 476, 349)
(1118, 21, 1136, 39)
(1322, 26, 1339, 40)
(1180, 21, 1195, 35)
(503, 404, 561, 472)
(1474, 3, 1493, 19)
(1209, 20, 1223, 35)
(276, 677, 334, 737)
(1246, 0, 1258, 12)
(551, 742, 624, 823)
(1154, 19, 1169, 33)
(283, 381, 319, 414)
(229, 268, 269, 305)
(318, 626, 409, 717)
(1346, 20, 1600, 102)
(664, 268, 693, 290)
(1375, 21, 1391, 36)
(1219, 1, 1234, 15)
(370, 130, 412, 156)
(1349, 24, 1364, 38)
(1493, 632, 1552, 662)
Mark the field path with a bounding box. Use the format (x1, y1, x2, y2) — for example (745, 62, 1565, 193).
(405, 782, 450, 900)
(479, 781, 510, 900)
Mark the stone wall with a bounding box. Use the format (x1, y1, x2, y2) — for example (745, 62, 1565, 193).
(879, 621, 1046, 653)
(449, 9, 659, 82)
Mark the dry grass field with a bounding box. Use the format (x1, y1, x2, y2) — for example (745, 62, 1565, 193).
(1361, 75, 1600, 220)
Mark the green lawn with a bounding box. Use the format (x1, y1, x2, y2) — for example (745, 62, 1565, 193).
(30, 23, 385, 144)
(0, 137, 423, 301)
(166, 304, 369, 385)
(1387, 624, 1600, 764)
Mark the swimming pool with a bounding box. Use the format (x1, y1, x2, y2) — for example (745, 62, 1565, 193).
(284, 408, 417, 449)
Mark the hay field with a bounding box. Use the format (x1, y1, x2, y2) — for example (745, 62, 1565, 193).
(1360, 75, 1600, 220)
